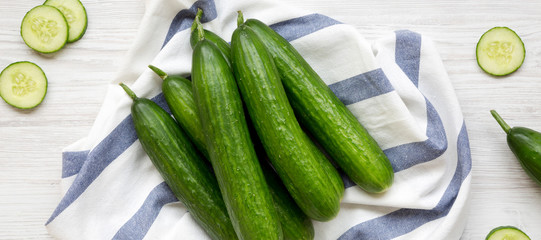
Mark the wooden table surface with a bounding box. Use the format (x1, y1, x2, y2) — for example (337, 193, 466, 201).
(2, 0, 541, 239)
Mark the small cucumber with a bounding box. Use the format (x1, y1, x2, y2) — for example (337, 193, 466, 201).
(232, 14, 343, 221)
(486, 226, 530, 240)
(491, 110, 541, 186)
(20, 5, 69, 53)
(148, 65, 209, 159)
(476, 27, 525, 76)
(44, 0, 88, 43)
(244, 18, 394, 193)
(0, 61, 48, 109)
(119, 83, 237, 240)
(191, 18, 282, 239)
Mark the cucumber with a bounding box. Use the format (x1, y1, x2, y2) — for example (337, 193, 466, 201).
(0, 61, 48, 109)
(149, 68, 314, 240)
(148, 65, 209, 159)
(486, 226, 530, 240)
(243, 18, 394, 193)
(491, 110, 541, 186)
(118, 83, 238, 240)
(231, 15, 343, 221)
(191, 19, 283, 239)
(20, 5, 69, 53)
(44, 0, 88, 43)
(476, 27, 525, 76)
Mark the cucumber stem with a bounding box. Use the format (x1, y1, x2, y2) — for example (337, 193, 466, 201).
(491, 110, 511, 134)
(192, 8, 205, 42)
(237, 11, 244, 27)
(148, 65, 168, 80)
(119, 83, 138, 101)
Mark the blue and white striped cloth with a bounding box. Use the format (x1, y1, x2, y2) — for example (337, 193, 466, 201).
(46, 0, 472, 239)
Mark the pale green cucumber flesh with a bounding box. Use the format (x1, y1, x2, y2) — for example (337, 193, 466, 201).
(486, 226, 530, 240)
(44, 0, 88, 42)
(21, 5, 68, 53)
(476, 27, 525, 76)
(0, 61, 48, 109)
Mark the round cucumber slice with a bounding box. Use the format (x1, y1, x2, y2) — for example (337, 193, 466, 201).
(486, 226, 531, 240)
(476, 27, 525, 76)
(44, 0, 88, 43)
(20, 5, 69, 53)
(0, 61, 48, 109)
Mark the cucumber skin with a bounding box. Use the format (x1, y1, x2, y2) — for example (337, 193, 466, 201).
(244, 19, 394, 193)
(161, 75, 209, 159)
(231, 24, 343, 221)
(129, 97, 237, 240)
(507, 127, 541, 186)
(192, 39, 283, 240)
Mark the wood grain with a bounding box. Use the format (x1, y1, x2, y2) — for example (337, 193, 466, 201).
(2, 0, 541, 239)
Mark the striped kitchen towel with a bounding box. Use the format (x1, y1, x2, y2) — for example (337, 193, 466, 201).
(45, 0, 472, 239)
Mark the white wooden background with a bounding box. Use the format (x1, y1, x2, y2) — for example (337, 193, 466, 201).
(1, 0, 541, 239)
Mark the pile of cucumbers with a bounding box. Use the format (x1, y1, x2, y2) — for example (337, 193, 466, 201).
(120, 9, 394, 240)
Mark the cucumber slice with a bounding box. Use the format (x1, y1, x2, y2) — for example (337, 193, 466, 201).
(476, 27, 525, 76)
(44, 0, 88, 43)
(0, 61, 48, 109)
(486, 226, 531, 240)
(20, 5, 69, 53)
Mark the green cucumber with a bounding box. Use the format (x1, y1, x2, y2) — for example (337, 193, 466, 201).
(0, 61, 48, 109)
(491, 110, 541, 186)
(148, 65, 209, 159)
(486, 226, 530, 240)
(476, 27, 525, 76)
(21, 5, 69, 53)
(191, 18, 282, 240)
(44, 0, 88, 43)
(243, 18, 394, 193)
(231, 14, 343, 221)
(118, 83, 237, 240)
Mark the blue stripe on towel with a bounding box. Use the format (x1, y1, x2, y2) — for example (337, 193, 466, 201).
(269, 13, 341, 42)
(339, 122, 471, 240)
(384, 98, 447, 172)
(395, 30, 422, 87)
(62, 150, 90, 178)
(328, 69, 394, 105)
(47, 93, 170, 225)
(112, 182, 178, 240)
(162, 0, 217, 47)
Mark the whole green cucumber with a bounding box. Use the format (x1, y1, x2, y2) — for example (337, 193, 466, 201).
(191, 20, 283, 240)
(244, 18, 394, 193)
(491, 110, 541, 186)
(148, 65, 209, 159)
(118, 83, 237, 240)
(231, 15, 343, 221)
